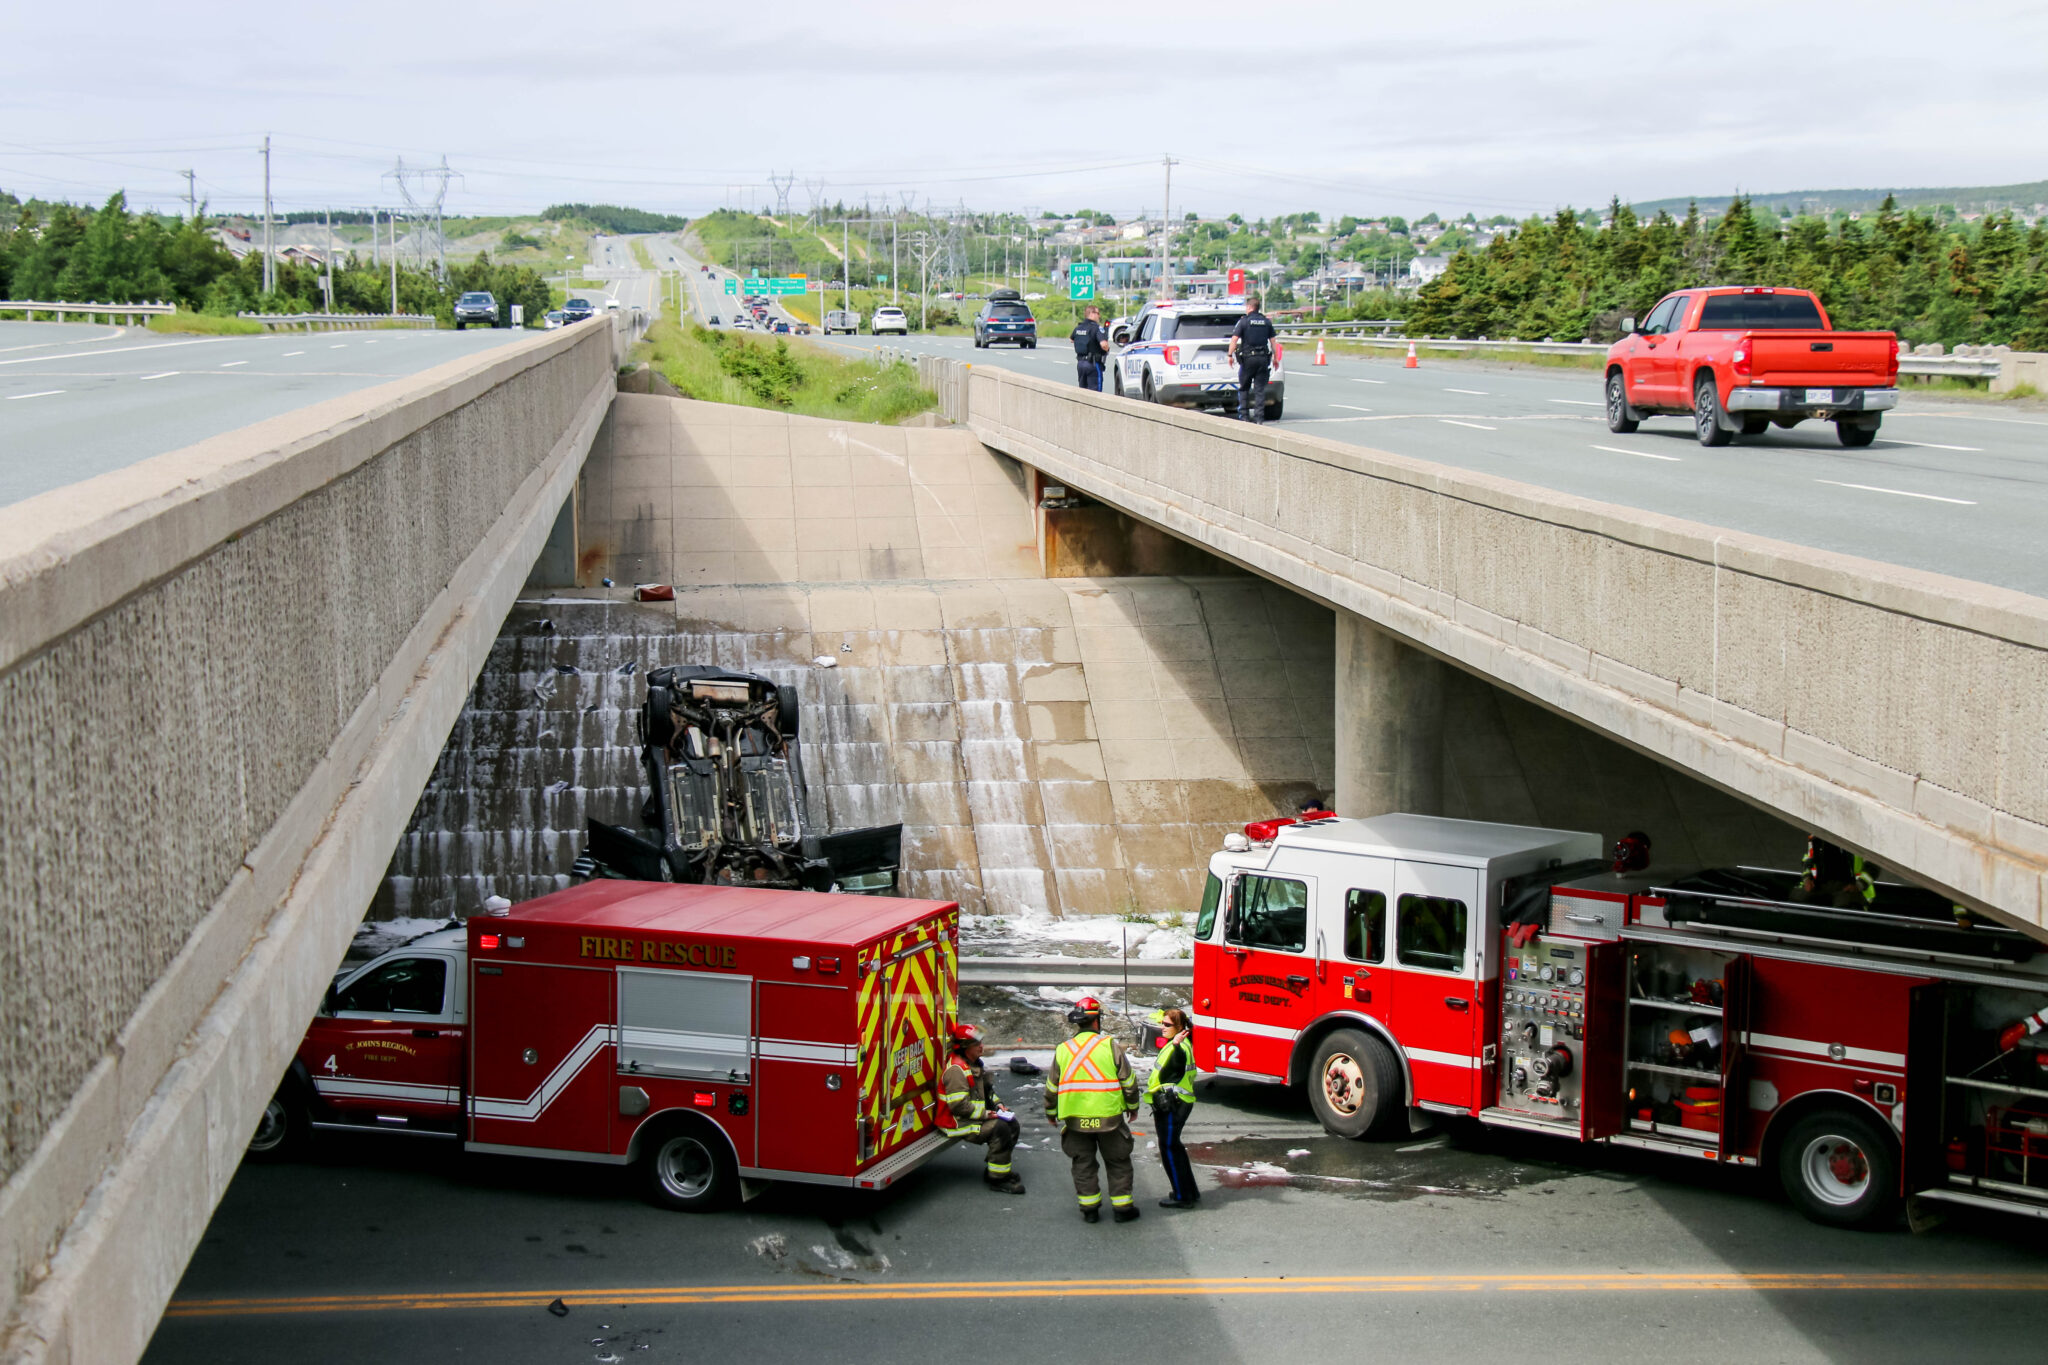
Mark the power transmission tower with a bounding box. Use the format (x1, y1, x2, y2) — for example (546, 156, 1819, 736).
(385, 156, 460, 279)
(803, 178, 827, 228)
(769, 172, 796, 219)
(908, 231, 943, 331)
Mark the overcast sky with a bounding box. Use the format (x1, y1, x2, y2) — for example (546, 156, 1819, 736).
(6, 0, 2043, 222)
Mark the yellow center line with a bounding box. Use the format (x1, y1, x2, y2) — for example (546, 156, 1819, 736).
(165, 1271, 2048, 1318)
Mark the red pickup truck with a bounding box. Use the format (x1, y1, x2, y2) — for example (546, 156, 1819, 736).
(1604, 287, 1899, 447)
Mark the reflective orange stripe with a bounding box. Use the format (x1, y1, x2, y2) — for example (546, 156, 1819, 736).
(1058, 1034, 1122, 1092)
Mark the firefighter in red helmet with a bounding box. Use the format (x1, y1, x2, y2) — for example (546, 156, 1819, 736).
(939, 1023, 1024, 1194)
(1044, 996, 1142, 1223)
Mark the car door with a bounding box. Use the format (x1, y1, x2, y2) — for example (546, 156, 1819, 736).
(1123, 312, 1158, 393)
(308, 953, 465, 1126)
(1636, 294, 1686, 405)
(1214, 869, 1319, 1080)
(1382, 861, 1483, 1110)
(1659, 293, 1702, 405)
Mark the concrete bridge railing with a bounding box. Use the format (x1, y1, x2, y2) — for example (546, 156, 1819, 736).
(0, 321, 619, 1362)
(915, 355, 2048, 935)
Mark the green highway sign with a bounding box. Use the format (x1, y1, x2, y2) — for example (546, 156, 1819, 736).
(741, 277, 770, 293)
(769, 277, 806, 295)
(1069, 262, 1096, 301)
(876, 275, 887, 285)
(723, 278, 737, 295)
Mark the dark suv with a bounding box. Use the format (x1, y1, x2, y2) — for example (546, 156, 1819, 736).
(974, 289, 1037, 349)
(560, 297, 596, 323)
(453, 291, 500, 329)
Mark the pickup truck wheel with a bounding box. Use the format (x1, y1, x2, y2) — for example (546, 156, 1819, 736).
(1604, 371, 1639, 433)
(245, 1085, 307, 1163)
(640, 1119, 738, 1211)
(1693, 373, 1732, 447)
(1777, 1107, 1899, 1229)
(1837, 420, 1879, 448)
(1740, 416, 1770, 437)
(1308, 1028, 1404, 1140)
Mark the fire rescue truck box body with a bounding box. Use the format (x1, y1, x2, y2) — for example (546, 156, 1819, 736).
(1194, 811, 2048, 1229)
(286, 881, 961, 1206)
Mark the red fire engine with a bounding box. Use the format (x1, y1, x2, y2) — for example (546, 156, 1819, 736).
(1192, 813, 2048, 1228)
(249, 881, 963, 1209)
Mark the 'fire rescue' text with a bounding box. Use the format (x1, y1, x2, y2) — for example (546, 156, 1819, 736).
(580, 936, 737, 968)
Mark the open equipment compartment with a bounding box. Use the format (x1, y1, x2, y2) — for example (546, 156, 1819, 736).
(1930, 980, 2048, 1214)
(1617, 940, 1745, 1153)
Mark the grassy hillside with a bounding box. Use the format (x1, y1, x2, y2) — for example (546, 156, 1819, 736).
(1633, 180, 2048, 218)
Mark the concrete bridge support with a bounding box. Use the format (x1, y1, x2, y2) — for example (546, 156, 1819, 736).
(1334, 612, 1445, 819)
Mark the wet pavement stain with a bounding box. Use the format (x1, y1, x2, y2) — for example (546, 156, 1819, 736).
(1189, 1135, 1568, 1202)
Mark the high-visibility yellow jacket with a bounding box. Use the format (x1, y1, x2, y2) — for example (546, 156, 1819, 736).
(1046, 1030, 1139, 1122)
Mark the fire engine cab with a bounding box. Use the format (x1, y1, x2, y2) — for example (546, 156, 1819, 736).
(250, 881, 963, 1210)
(1194, 813, 2048, 1229)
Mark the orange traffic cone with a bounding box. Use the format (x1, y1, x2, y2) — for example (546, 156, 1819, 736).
(1314, 339, 1327, 366)
(1404, 341, 1418, 369)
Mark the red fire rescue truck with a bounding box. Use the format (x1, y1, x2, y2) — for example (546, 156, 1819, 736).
(1192, 813, 2048, 1229)
(249, 881, 963, 1210)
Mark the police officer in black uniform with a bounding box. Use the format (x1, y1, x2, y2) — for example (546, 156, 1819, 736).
(1227, 294, 1278, 423)
(1071, 303, 1109, 391)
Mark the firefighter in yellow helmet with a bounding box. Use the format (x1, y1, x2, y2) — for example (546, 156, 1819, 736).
(940, 1023, 1024, 1194)
(1044, 996, 1142, 1222)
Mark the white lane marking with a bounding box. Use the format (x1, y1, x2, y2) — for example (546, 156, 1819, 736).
(1815, 478, 1975, 505)
(1332, 404, 1374, 413)
(1440, 418, 1496, 430)
(140, 371, 177, 381)
(363, 340, 378, 345)
(1549, 399, 1602, 406)
(0, 336, 228, 367)
(5, 389, 65, 400)
(1883, 440, 1981, 452)
(1349, 377, 1386, 385)
(1592, 444, 1682, 462)
(330, 344, 347, 349)
(1444, 387, 1489, 395)
(219, 360, 247, 367)
(283, 350, 305, 357)
(1888, 411, 2048, 427)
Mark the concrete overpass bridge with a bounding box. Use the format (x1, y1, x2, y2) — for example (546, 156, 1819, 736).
(3, 295, 2044, 1361)
(905, 356, 2046, 934)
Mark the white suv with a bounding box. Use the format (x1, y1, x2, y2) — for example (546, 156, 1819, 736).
(1111, 300, 1284, 420)
(870, 306, 909, 335)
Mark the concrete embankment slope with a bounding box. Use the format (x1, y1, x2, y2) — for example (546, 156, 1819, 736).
(0, 321, 619, 1363)
(908, 356, 2048, 937)
(378, 396, 1798, 928)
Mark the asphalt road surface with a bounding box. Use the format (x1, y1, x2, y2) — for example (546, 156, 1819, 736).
(0, 321, 539, 509)
(822, 329, 2048, 599)
(146, 1061, 2048, 1364)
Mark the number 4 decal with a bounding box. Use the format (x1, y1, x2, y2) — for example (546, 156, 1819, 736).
(1217, 1042, 1241, 1065)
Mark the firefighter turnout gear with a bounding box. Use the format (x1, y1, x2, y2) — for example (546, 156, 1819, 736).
(1145, 1012, 1200, 1208)
(941, 1054, 1023, 1193)
(1046, 1023, 1142, 1220)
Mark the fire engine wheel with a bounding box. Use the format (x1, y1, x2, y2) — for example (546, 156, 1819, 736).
(1777, 1108, 1900, 1229)
(641, 1120, 737, 1212)
(245, 1086, 306, 1162)
(1308, 1028, 1403, 1140)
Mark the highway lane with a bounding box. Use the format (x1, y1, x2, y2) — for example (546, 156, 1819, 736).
(144, 1062, 2048, 1363)
(822, 329, 2048, 598)
(0, 321, 542, 509)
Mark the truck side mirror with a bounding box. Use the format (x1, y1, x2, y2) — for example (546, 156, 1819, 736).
(1621, 316, 1637, 335)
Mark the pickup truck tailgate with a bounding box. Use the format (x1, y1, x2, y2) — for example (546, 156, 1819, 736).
(1748, 330, 1894, 387)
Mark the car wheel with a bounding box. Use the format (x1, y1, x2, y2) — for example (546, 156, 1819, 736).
(1308, 1028, 1404, 1139)
(776, 684, 800, 738)
(454, 320, 465, 331)
(1605, 371, 1639, 433)
(246, 1084, 307, 1162)
(1777, 1107, 1899, 1229)
(639, 1119, 737, 1212)
(1740, 416, 1770, 436)
(1837, 419, 1879, 448)
(1693, 372, 1731, 447)
(1264, 398, 1283, 421)
(1141, 370, 1157, 404)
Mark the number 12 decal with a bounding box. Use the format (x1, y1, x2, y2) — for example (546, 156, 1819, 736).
(1217, 1042, 1241, 1065)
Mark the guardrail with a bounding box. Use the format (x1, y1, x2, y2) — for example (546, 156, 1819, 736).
(1274, 332, 2008, 378)
(237, 311, 437, 332)
(0, 299, 176, 324)
(959, 956, 1193, 988)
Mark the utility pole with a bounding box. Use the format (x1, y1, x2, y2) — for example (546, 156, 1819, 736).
(261, 135, 274, 296)
(323, 207, 334, 311)
(1159, 153, 1177, 304)
(389, 210, 399, 314)
(179, 169, 197, 220)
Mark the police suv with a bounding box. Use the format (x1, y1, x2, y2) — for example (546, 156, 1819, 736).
(1111, 299, 1284, 420)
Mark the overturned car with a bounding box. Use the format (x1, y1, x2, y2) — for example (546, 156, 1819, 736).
(574, 666, 903, 894)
